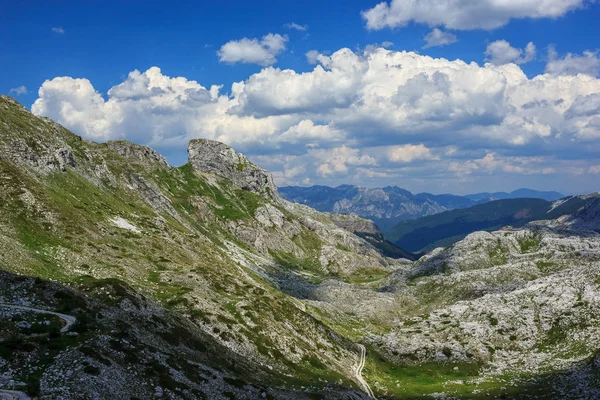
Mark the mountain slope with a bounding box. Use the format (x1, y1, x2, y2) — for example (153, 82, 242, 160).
(386, 197, 585, 253)
(365, 194, 600, 398)
(0, 95, 392, 398)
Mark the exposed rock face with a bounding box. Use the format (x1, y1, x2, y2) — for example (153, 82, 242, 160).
(280, 185, 458, 229)
(188, 139, 278, 199)
(107, 141, 169, 168)
(328, 213, 380, 235)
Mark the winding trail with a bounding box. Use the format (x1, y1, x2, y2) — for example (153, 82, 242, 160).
(0, 305, 76, 398)
(355, 344, 376, 399)
(0, 304, 77, 333)
(0, 390, 31, 400)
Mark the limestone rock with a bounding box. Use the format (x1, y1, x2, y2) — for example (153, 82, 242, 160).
(107, 141, 169, 168)
(187, 139, 278, 198)
(328, 213, 380, 235)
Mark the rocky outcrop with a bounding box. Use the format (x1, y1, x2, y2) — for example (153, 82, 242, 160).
(328, 213, 380, 235)
(187, 139, 278, 199)
(107, 141, 169, 168)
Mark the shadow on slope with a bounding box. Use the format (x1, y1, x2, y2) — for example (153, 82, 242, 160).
(0, 270, 367, 400)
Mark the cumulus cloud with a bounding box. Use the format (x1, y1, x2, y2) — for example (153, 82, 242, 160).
(362, 0, 587, 30)
(9, 86, 28, 96)
(311, 146, 376, 177)
(218, 34, 288, 66)
(423, 29, 457, 49)
(284, 22, 308, 31)
(546, 46, 600, 77)
(388, 144, 435, 163)
(52, 27, 65, 34)
(485, 40, 536, 65)
(31, 46, 600, 189)
(589, 165, 600, 174)
(449, 153, 556, 176)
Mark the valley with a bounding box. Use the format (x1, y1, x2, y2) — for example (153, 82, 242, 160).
(1, 95, 599, 399)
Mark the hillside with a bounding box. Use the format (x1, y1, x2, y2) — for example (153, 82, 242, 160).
(0, 95, 393, 399)
(386, 197, 585, 253)
(1, 95, 600, 399)
(279, 186, 565, 232)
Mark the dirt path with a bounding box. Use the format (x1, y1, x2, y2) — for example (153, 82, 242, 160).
(0, 304, 77, 333)
(0, 304, 77, 398)
(355, 344, 376, 399)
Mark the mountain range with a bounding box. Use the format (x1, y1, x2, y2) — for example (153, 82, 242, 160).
(1, 95, 600, 399)
(279, 185, 565, 232)
(386, 196, 589, 253)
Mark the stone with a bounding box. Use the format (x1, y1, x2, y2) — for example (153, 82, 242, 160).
(187, 139, 278, 199)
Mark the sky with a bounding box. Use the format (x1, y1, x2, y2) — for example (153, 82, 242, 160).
(2, 0, 600, 195)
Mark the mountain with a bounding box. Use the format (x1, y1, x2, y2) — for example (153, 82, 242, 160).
(0, 95, 394, 399)
(386, 197, 586, 253)
(465, 188, 565, 203)
(1, 95, 600, 399)
(371, 193, 600, 399)
(279, 185, 565, 232)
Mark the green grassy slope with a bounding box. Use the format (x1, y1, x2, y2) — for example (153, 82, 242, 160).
(0, 96, 369, 397)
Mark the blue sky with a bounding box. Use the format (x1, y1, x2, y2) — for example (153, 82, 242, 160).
(2, 0, 600, 194)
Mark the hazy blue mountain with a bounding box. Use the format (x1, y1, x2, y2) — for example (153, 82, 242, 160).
(386, 197, 585, 253)
(279, 185, 565, 231)
(465, 188, 565, 203)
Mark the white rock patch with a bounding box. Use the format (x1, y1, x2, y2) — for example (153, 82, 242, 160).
(110, 217, 141, 233)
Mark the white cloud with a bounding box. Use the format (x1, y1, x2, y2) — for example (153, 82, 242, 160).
(485, 40, 536, 65)
(423, 29, 457, 49)
(31, 47, 600, 189)
(278, 120, 344, 145)
(546, 47, 600, 77)
(363, 41, 395, 54)
(218, 34, 288, 66)
(388, 144, 435, 163)
(449, 153, 556, 176)
(305, 50, 333, 67)
(9, 86, 28, 96)
(52, 27, 65, 34)
(589, 165, 600, 174)
(306, 50, 319, 64)
(362, 0, 587, 30)
(284, 22, 308, 31)
(311, 146, 376, 177)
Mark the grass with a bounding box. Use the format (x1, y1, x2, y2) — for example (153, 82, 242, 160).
(518, 234, 542, 253)
(487, 239, 508, 266)
(361, 346, 564, 399)
(269, 249, 324, 277)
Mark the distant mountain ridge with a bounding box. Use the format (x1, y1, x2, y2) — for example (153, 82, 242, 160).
(279, 185, 565, 231)
(386, 196, 587, 253)
(465, 188, 565, 203)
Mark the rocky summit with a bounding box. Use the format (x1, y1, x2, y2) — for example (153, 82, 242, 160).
(1, 94, 600, 400)
(188, 139, 279, 199)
